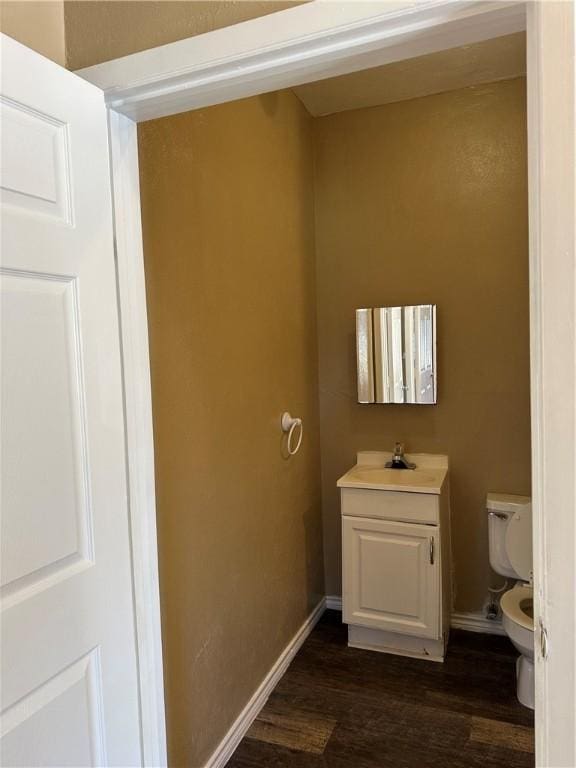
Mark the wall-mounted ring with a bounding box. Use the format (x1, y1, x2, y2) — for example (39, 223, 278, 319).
(281, 412, 303, 456)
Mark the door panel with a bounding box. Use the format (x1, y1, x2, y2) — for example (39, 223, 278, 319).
(1, 651, 105, 768)
(342, 516, 440, 638)
(1, 273, 90, 601)
(1, 96, 72, 222)
(1, 35, 142, 766)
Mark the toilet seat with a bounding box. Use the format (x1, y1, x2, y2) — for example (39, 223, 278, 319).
(500, 584, 535, 709)
(501, 584, 534, 632)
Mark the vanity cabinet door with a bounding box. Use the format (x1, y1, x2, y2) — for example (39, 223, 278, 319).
(342, 516, 440, 639)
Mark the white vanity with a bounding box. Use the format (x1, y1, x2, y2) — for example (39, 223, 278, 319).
(338, 451, 452, 662)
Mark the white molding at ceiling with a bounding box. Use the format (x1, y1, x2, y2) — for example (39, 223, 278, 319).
(78, 0, 526, 122)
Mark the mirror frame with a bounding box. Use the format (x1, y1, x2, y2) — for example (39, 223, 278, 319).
(356, 304, 437, 405)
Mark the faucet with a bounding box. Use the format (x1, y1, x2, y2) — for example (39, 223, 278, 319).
(385, 442, 416, 470)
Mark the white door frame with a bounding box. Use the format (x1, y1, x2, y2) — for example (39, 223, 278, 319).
(78, 2, 575, 766)
(106, 109, 167, 768)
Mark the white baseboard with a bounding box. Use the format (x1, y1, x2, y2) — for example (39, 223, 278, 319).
(326, 596, 505, 636)
(450, 611, 506, 636)
(204, 597, 326, 768)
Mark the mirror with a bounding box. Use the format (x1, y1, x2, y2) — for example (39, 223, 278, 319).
(356, 304, 437, 404)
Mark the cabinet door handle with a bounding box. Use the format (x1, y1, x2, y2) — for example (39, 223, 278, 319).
(429, 536, 435, 565)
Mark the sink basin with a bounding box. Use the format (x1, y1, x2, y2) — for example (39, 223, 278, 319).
(337, 455, 447, 494)
(349, 467, 438, 486)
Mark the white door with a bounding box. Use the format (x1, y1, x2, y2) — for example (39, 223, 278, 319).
(0, 36, 142, 767)
(342, 516, 440, 639)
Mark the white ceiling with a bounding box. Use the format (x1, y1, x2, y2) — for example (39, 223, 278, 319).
(293, 32, 526, 117)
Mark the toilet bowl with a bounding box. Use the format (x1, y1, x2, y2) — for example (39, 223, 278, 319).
(487, 493, 534, 709)
(500, 583, 534, 709)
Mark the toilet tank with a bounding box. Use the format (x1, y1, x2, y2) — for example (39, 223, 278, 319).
(487, 493, 531, 579)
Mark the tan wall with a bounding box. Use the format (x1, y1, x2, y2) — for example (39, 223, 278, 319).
(0, 1, 65, 66)
(64, 0, 304, 71)
(138, 90, 323, 767)
(314, 77, 531, 611)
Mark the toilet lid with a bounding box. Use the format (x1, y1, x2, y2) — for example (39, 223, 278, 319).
(505, 506, 532, 581)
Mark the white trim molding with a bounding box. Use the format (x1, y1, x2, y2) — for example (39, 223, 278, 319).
(450, 612, 505, 637)
(325, 595, 343, 612)
(108, 110, 167, 767)
(327, 597, 506, 637)
(78, 1, 525, 122)
(205, 599, 326, 768)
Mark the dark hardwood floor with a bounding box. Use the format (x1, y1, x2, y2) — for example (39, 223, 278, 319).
(227, 610, 534, 768)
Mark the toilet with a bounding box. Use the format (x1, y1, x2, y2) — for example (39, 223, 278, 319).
(487, 493, 534, 709)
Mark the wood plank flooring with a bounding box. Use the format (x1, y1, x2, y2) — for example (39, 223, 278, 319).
(227, 610, 534, 767)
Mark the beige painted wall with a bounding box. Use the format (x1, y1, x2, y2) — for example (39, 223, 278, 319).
(0, 0, 304, 71)
(314, 77, 531, 611)
(0, 1, 65, 66)
(64, 0, 304, 71)
(138, 90, 323, 767)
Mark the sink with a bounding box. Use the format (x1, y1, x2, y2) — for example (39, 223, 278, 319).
(349, 467, 438, 486)
(337, 452, 448, 494)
